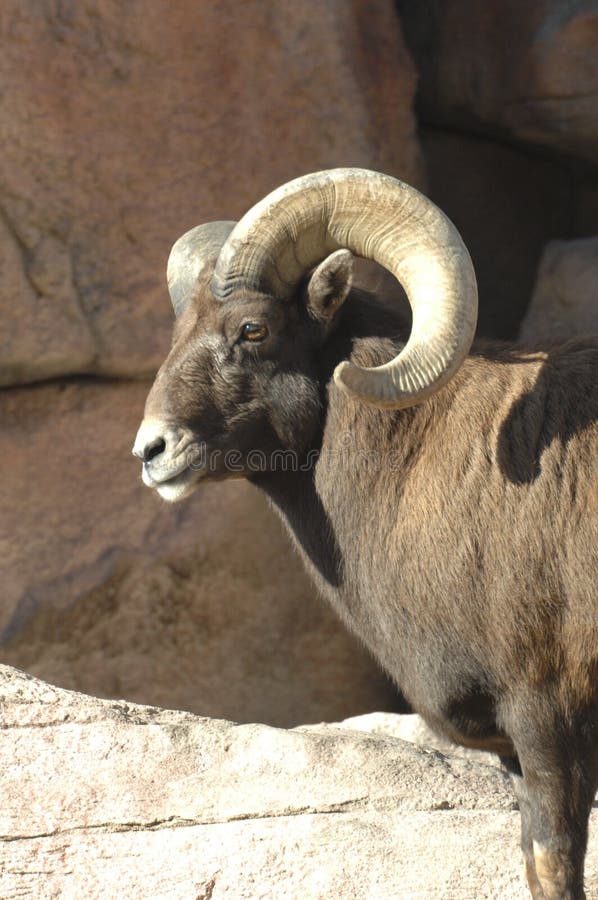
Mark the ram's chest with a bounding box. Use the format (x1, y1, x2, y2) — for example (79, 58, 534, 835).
(323, 569, 510, 752)
(312, 466, 511, 746)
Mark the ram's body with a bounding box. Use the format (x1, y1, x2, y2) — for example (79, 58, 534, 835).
(259, 333, 598, 756)
(134, 170, 598, 898)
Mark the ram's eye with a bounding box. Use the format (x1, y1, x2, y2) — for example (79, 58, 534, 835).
(241, 323, 268, 342)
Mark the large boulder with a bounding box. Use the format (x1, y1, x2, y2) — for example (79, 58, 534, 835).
(519, 236, 598, 344)
(0, 380, 396, 725)
(398, 0, 598, 165)
(1, 665, 577, 899)
(0, 0, 422, 386)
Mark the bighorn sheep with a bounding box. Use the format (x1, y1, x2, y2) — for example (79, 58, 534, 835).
(133, 169, 598, 899)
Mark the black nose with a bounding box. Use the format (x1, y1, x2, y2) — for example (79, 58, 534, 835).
(143, 437, 166, 463)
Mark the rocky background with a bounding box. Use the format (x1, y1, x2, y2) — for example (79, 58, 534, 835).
(0, 0, 418, 725)
(2, 667, 597, 898)
(1, 2, 597, 896)
(1, 0, 597, 726)
(0, 0, 597, 707)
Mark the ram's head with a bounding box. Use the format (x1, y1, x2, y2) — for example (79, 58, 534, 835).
(133, 168, 477, 501)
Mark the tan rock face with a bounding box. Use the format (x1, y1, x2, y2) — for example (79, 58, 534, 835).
(399, 0, 598, 165)
(0, 667, 515, 898)
(0, 380, 396, 726)
(0, 0, 422, 386)
(519, 236, 598, 343)
(2, 667, 596, 898)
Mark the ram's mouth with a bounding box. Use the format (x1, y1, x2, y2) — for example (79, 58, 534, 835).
(142, 461, 205, 503)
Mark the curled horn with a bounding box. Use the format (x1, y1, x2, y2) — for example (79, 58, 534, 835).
(211, 169, 477, 410)
(167, 221, 236, 318)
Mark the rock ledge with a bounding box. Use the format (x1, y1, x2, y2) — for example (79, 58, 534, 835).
(2, 666, 597, 898)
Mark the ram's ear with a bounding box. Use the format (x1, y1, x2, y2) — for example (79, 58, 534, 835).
(306, 249, 354, 323)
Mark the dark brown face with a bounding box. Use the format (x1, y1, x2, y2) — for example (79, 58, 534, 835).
(133, 274, 335, 501)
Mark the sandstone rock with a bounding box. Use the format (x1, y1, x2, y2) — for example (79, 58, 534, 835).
(0, 1, 422, 386)
(399, 0, 598, 165)
(0, 667, 535, 898)
(2, 667, 596, 897)
(0, 221, 97, 384)
(519, 236, 598, 343)
(0, 380, 395, 726)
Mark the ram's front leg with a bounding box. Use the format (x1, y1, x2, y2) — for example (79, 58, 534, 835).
(506, 708, 598, 899)
(502, 755, 546, 898)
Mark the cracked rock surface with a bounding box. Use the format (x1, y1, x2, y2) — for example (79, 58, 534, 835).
(0, 0, 421, 386)
(2, 666, 597, 898)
